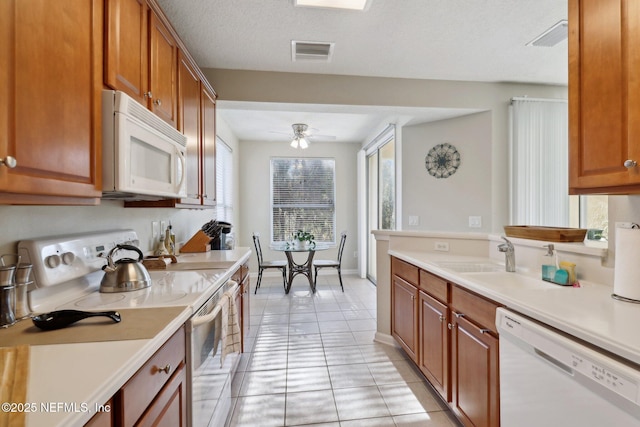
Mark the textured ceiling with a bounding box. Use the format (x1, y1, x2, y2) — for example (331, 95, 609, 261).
(156, 0, 568, 143)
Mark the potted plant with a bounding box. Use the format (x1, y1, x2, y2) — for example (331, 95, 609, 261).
(292, 229, 315, 248)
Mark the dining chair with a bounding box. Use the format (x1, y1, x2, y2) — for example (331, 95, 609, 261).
(252, 233, 287, 293)
(313, 232, 347, 291)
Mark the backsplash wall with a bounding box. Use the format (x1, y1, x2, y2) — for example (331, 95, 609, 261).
(0, 201, 215, 255)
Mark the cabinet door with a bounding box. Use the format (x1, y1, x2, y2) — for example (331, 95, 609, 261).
(149, 11, 177, 128)
(391, 276, 418, 361)
(241, 273, 250, 351)
(177, 52, 201, 205)
(135, 363, 187, 427)
(569, 0, 640, 193)
(0, 0, 102, 203)
(201, 85, 216, 206)
(451, 313, 499, 427)
(105, 0, 148, 104)
(419, 291, 449, 401)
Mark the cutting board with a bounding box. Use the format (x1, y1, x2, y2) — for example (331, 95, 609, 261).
(504, 226, 587, 242)
(0, 306, 185, 347)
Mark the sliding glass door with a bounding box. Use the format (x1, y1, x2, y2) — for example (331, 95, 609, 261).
(366, 128, 396, 283)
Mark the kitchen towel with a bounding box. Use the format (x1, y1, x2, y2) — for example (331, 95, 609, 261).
(220, 282, 241, 367)
(614, 227, 640, 301)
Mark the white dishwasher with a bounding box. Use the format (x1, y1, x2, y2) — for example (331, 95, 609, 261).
(496, 308, 640, 426)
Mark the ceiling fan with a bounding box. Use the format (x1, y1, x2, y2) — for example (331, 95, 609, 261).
(273, 123, 336, 149)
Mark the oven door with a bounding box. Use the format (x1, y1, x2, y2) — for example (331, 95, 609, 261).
(187, 281, 240, 427)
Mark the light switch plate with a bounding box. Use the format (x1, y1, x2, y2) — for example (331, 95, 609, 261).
(469, 216, 482, 228)
(408, 215, 419, 226)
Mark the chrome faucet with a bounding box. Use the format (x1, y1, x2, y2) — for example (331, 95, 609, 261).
(498, 237, 516, 272)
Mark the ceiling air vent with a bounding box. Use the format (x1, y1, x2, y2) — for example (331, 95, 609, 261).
(291, 41, 334, 62)
(527, 20, 568, 47)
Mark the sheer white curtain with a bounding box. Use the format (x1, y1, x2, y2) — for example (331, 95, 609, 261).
(509, 98, 568, 226)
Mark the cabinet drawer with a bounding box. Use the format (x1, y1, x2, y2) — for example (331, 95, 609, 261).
(451, 285, 500, 334)
(419, 270, 448, 303)
(119, 326, 185, 426)
(392, 257, 419, 286)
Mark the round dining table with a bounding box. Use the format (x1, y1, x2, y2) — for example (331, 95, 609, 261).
(271, 242, 329, 293)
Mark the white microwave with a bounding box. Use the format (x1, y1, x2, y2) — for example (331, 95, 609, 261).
(102, 90, 187, 200)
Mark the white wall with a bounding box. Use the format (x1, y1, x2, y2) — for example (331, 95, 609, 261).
(238, 139, 360, 274)
(0, 201, 215, 255)
(402, 111, 492, 232)
(204, 69, 568, 232)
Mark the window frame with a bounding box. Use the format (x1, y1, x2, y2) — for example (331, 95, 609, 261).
(270, 157, 337, 245)
(215, 136, 233, 222)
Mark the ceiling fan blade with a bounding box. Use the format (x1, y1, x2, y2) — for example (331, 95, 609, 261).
(307, 134, 337, 141)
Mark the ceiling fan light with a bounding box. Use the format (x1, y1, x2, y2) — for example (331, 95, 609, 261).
(290, 138, 299, 148)
(299, 137, 309, 149)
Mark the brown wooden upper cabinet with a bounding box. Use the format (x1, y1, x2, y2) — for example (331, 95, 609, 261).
(0, 0, 103, 205)
(173, 52, 216, 207)
(569, 0, 640, 194)
(105, 0, 178, 128)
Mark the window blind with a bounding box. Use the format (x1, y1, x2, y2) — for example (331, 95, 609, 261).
(216, 138, 233, 222)
(271, 158, 336, 243)
(510, 98, 568, 226)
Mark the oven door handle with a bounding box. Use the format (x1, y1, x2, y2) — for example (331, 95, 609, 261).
(191, 280, 239, 328)
(192, 304, 222, 328)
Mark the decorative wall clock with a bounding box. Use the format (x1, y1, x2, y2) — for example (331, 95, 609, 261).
(425, 143, 461, 179)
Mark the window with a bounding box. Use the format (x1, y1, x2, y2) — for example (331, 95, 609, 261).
(271, 158, 336, 243)
(216, 137, 233, 222)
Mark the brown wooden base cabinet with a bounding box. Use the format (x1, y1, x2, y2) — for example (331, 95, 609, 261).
(391, 258, 420, 362)
(391, 257, 501, 427)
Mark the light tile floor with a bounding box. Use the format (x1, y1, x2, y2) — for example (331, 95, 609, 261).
(228, 274, 462, 427)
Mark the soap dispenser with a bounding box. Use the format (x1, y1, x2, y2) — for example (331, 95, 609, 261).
(542, 244, 557, 282)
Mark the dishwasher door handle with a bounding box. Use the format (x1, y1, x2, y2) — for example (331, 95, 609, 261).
(534, 348, 573, 375)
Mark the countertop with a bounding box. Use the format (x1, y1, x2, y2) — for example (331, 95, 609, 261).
(4, 248, 251, 427)
(389, 249, 640, 368)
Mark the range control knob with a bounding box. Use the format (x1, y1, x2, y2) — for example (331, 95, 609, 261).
(45, 254, 61, 268)
(61, 252, 75, 265)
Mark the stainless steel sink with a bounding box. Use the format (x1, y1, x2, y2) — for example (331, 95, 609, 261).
(436, 262, 503, 273)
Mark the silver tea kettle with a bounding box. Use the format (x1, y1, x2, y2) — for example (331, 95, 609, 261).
(100, 244, 151, 293)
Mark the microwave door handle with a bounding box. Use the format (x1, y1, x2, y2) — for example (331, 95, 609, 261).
(191, 304, 222, 328)
(176, 149, 186, 188)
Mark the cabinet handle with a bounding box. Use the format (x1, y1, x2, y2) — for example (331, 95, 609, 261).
(454, 312, 465, 318)
(480, 329, 491, 334)
(144, 91, 153, 99)
(439, 315, 446, 322)
(410, 295, 415, 301)
(153, 98, 162, 107)
(624, 159, 637, 168)
(0, 156, 17, 169)
(448, 323, 454, 330)
(156, 364, 171, 374)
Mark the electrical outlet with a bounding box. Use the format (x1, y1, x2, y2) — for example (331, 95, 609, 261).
(434, 242, 449, 252)
(408, 215, 419, 226)
(616, 222, 635, 229)
(152, 221, 160, 239)
(160, 221, 167, 234)
(353, 251, 358, 258)
(469, 216, 482, 228)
